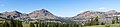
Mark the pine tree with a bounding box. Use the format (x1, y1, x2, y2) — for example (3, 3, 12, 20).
(34, 22, 38, 27)
(16, 20, 23, 27)
(112, 19, 115, 24)
(116, 17, 119, 24)
(90, 16, 99, 25)
(30, 23, 35, 27)
(9, 18, 16, 27)
(101, 22, 105, 25)
(94, 16, 99, 25)
(84, 16, 99, 26)
(3, 20, 9, 27)
(0, 23, 4, 27)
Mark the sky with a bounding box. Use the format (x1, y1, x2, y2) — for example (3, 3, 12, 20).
(0, 0, 120, 17)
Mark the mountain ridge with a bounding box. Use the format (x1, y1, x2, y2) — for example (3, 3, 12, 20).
(0, 9, 120, 19)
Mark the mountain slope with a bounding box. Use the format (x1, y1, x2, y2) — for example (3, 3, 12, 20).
(0, 11, 24, 18)
(29, 9, 56, 19)
(73, 10, 120, 19)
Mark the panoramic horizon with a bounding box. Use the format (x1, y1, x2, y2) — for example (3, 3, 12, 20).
(0, 9, 119, 17)
(0, 0, 120, 17)
(1, 0, 120, 27)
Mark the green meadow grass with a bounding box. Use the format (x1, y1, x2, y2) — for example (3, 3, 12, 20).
(85, 24, 120, 27)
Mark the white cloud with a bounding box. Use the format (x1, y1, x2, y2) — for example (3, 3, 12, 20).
(98, 7, 107, 10)
(97, 7, 120, 12)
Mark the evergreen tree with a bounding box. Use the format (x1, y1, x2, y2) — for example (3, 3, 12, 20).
(3, 20, 9, 27)
(112, 17, 119, 24)
(91, 16, 99, 25)
(116, 17, 119, 24)
(101, 22, 105, 25)
(16, 20, 23, 27)
(34, 22, 38, 27)
(0, 23, 4, 27)
(112, 19, 115, 24)
(84, 16, 99, 26)
(30, 23, 35, 27)
(9, 18, 16, 27)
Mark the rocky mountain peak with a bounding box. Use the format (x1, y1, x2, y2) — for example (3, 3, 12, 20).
(74, 10, 106, 19)
(105, 10, 118, 15)
(73, 10, 120, 19)
(0, 11, 24, 18)
(11, 10, 22, 14)
(2, 10, 22, 15)
(81, 10, 102, 14)
(31, 9, 50, 14)
(29, 9, 56, 19)
(40, 9, 48, 12)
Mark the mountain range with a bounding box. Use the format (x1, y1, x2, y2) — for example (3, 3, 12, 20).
(0, 9, 57, 19)
(0, 9, 120, 19)
(73, 10, 120, 19)
(0, 9, 120, 24)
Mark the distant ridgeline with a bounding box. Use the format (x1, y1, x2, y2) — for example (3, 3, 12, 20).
(0, 9, 120, 27)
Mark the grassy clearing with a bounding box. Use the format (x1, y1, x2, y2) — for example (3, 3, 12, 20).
(21, 23, 120, 27)
(109, 24, 120, 27)
(22, 22, 30, 27)
(85, 25, 105, 27)
(85, 24, 120, 27)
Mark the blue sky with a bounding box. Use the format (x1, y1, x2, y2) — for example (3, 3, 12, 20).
(0, 0, 120, 17)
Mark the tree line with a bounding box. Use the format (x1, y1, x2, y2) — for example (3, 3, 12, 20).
(0, 16, 119, 27)
(0, 18, 23, 27)
(0, 18, 82, 27)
